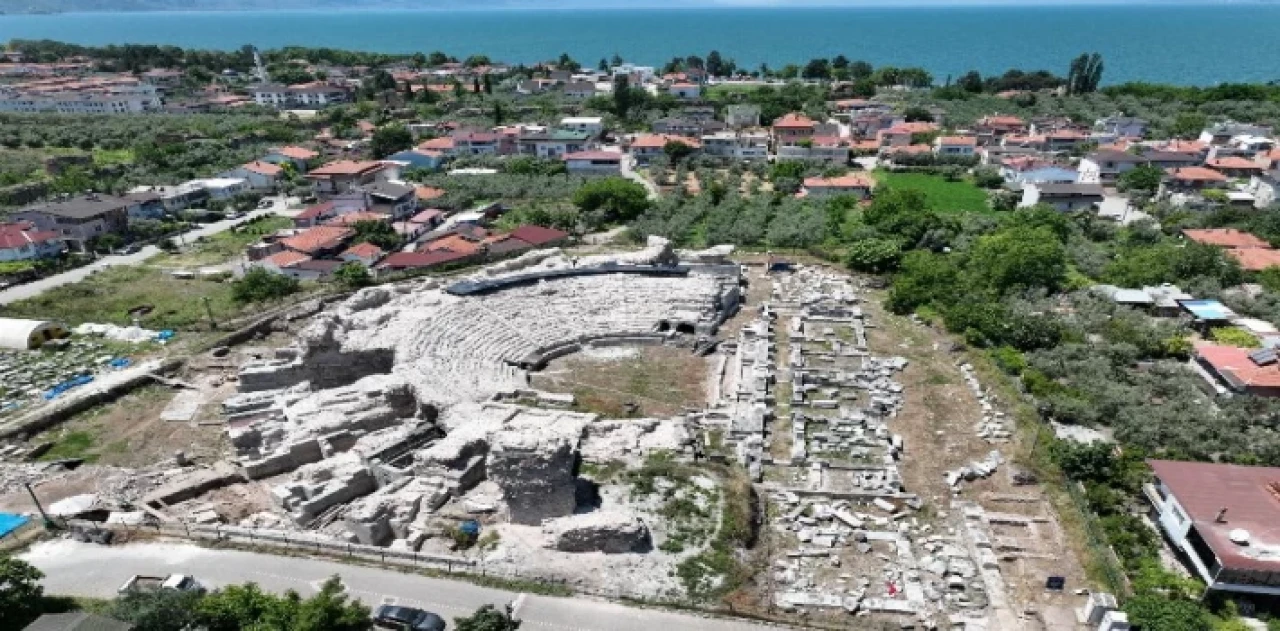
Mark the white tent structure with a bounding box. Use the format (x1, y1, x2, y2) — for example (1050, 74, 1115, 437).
(0, 318, 68, 350)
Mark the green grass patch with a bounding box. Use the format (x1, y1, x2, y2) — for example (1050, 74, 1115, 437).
(1, 265, 244, 330)
(38, 429, 99, 462)
(150, 215, 292, 268)
(875, 171, 992, 214)
(92, 148, 135, 166)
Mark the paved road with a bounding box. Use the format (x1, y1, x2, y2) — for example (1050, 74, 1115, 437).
(0, 196, 295, 305)
(22, 540, 780, 631)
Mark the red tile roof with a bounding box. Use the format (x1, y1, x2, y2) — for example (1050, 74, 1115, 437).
(409, 209, 444, 224)
(262, 250, 311, 269)
(1182, 228, 1271, 249)
(1168, 167, 1228, 183)
(341, 242, 384, 259)
(0, 223, 58, 250)
(936, 136, 977, 146)
(1148, 458, 1280, 572)
(307, 160, 385, 178)
(273, 146, 318, 160)
(773, 113, 816, 129)
(418, 137, 455, 151)
(325, 211, 387, 227)
(294, 201, 336, 222)
(631, 134, 700, 150)
(377, 250, 471, 270)
(803, 175, 874, 189)
(1207, 156, 1265, 171)
(424, 234, 482, 256)
(1227, 248, 1280, 271)
(242, 160, 282, 176)
(510, 225, 570, 247)
(280, 226, 354, 255)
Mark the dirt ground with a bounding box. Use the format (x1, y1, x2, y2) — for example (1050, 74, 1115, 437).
(23, 384, 228, 469)
(531, 345, 712, 418)
(860, 288, 1091, 625)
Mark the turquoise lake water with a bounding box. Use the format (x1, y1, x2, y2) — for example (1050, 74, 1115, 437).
(0, 6, 1278, 85)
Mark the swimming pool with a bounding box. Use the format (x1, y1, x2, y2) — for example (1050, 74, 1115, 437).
(0, 512, 30, 538)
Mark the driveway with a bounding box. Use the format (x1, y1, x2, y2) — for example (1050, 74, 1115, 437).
(0, 196, 294, 305)
(613, 148, 660, 200)
(22, 539, 782, 631)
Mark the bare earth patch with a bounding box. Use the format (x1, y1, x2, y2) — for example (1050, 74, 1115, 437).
(531, 345, 712, 418)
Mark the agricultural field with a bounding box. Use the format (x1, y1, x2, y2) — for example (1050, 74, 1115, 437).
(874, 171, 993, 214)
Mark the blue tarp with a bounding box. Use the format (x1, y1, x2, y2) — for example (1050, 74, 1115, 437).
(109, 358, 131, 369)
(43, 374, 94, 400)
(0, 512, 29, 538)
(156, 330, 175, 342)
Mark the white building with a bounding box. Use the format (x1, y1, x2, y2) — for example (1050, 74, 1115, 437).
(0, 85, 161, 114)
(187, 178, 250, 200)
(560, 117, 604, 137)
(700, 131, 769, 160)
(562, 151, 622, 176)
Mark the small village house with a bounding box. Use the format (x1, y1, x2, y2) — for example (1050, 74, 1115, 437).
(801, 175, 873, 200)
(0, 222, 62, 261)
(668, 82, 701, 99)
(1019, 182, 1104, 212)
(223, 161, 283, 191)
(13, 194, 129, 251)
(629, 134, 700, 166)
(262, 146, 318, 172)
(559, 116, 604, 137)
(563, 150, 623, 176)
(933, 136, 977, 157)
(305, 160, 395, 197)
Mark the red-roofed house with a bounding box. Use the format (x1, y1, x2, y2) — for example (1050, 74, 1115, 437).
(1147, 458, 1280, 594)
(1181, 229, 1272, 250)
(563, 150, 622, 175)
(975, 115, 1027, 142)
(628, 134, 700, 166)
(0, 222, 62, 261)
(263, 146, 319, 172)
(224, 160, 283, 191)
(802, 175, 874, 200)
(933, 136, 977, 157)
(510, 225, 570, 248)
(375, 250, 473, 275)
(772, 113, 816, 147)
(305, 160, 394, 196)
(1206, 156, 1267, 178)
(417, 137, 456, 153)
(325, 211, 388, 227)
(339, 242, 385, 267)
(415, 186, 446, 204)
(258, 249, 312, 275)
(1166, 167, 1229, 192)
(1226, 248, 1280, 272)
(280, 226, 355, 258)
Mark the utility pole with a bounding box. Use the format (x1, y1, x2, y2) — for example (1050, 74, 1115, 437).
(24, 482, 54, 529)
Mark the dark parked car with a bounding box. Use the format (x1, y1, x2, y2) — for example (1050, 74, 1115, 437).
(373, 605, 447, 631)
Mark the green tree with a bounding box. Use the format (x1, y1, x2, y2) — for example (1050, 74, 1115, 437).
(483, 74, 493, 95)
(706, 50, 725, 77)
(109, 589, 205, 631)
(1170, 112, 1208, 139)
(369, 124, 413, 159)
(968, 226, 1068, 294)
(351, 220, 403, 250)
(572, 177, 650, 224)
(886, 250, 960, 314)
(612, 74, 633, 119)
(1067, 52, 1104, 95)
(802, 58, 831, 80)
(198, 582, 290, 631)
(957, 70, 984, 93)
(1123, 594, 1210, 631)
(232, 267, 300, 303)
(902, 106, 934, 123)
(334, 262, 373, 289)
(292, 577, 371, 631)
(1117, 164, 1164, 192)
(0, 556, 45, 629)
(663, 140, 694, 164)
(845, 238, 903, 273)
(454, 604, 521, 631)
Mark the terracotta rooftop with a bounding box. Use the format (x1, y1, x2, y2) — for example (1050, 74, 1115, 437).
(1181, 228, 1271, 249)
(414, 186, 446, 201)
(341, 242, 384, 259)
(1149, 458, 1280, 572)
(1227, 248, 1280, 271)
(241, 160, 282, 176)
(563, 150, 622, 161)
(262, 250, 311, 269)
(510, 225, 570, 246)
(409, 208, 444, 224)
(936, 136, 977, 146)
(1207, 156, 1265, 171)
(294, 201, 337, 222)
(631, 134, 700, 150)
(773, 113, 816, 129)
(273, 146, 318, 160)
(307, 160, 385, 178)
(1168, 166, 1228, 182)
(325, 211, 387, 227)
(280, 226, 354, 255)
(0, 223, 58, 250)
(418, 137, 455, 151)
(377, 249, 471, 270)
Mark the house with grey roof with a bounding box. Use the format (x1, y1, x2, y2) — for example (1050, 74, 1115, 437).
(1019, 182, 1105, 211)
(13, 194, 130, 251)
